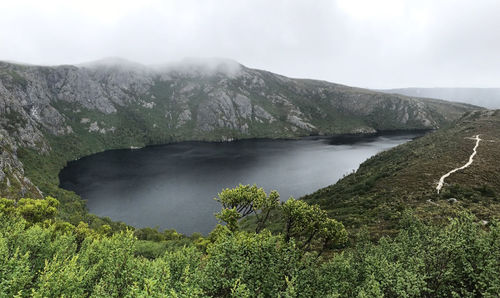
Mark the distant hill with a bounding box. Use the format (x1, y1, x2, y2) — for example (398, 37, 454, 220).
(381, 88, 500, 109)
(303, 109, 500, 236)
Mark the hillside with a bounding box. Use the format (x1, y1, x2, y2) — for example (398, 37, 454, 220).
(0, 60, 498, 296)
(0, 58, 478, 205)
(304, 109, 500, 236)
(381, 87, 500, 109)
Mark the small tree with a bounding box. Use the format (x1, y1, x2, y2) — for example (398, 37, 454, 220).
(282, 198, 347, 254)
(214, 185, 348, 255)
(17, 197, 59, 223)
(214, 184, 279, 232)
(0, 196, 59, 224)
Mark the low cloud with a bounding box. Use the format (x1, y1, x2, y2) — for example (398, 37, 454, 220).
(0, 0, 499, 88)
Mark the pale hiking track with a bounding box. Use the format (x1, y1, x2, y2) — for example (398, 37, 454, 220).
(436, 135, 482, 194)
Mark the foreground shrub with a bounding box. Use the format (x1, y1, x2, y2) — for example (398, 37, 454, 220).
(0, 192, 499, 297)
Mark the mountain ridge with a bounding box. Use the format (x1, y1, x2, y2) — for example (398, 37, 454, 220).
(381, 87, 500, 109)
(0, 58, 480, 223)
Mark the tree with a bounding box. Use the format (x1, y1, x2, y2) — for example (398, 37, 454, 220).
(214, 185, 348, 255)
(282, 198, 347, 254)
(201, 230, 302, 296)
(214, 184, 279, 232)
(0, 196, 59, 224)
(17, 197, 59, 223)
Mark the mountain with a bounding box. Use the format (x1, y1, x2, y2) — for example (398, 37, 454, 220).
(381, 87, 500, 109)
(0, 58, 479, 215)
(304, 109, 500, 236)
(1, 59, 498, 296)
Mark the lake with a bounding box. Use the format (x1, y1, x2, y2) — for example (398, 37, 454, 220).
(59, 132, 423, 235)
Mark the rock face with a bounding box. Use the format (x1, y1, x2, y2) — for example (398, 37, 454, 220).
(0, 129, 41, 198)
(0, 58, 479, 198)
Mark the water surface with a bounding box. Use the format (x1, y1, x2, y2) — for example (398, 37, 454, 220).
(59, 133, 422, 234)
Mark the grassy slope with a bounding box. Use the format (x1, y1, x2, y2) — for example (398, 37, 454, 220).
(303, 110, 500, 237)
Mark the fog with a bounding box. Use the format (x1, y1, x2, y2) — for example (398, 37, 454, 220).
(1, 0, 500, 89)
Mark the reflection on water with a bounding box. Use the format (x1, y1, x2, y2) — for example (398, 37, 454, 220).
(59, 133, 423, 235)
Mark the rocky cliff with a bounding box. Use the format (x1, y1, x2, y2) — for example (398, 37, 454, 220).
(0, 58, 479, 199)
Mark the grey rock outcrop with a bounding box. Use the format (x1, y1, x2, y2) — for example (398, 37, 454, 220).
(0, 58, 479, 198)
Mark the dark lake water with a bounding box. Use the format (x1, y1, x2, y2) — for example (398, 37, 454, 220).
(59, 132, 423, 235)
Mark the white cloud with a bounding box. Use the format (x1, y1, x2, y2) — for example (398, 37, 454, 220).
(0, 0, 499, 88)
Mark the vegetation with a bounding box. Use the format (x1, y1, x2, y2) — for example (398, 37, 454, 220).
(304, 110, 500, 237)
(0, 60, 497, 296)
(1, 190, 499, 297)
(214, 185, 348, 256)
(3, 111, 498, 296)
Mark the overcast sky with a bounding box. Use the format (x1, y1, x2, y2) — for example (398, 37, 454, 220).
(0, 0, 499, 88)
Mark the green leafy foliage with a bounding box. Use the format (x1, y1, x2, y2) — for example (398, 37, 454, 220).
(215, 184, 280, 232)
(1, 205, 499, 296)
(201, 230, 303, 296)
(315, 212, 500, 297)
(0, 196, 58, 223)
(215, 185, 348, 256)
(282, 198, 347, 252)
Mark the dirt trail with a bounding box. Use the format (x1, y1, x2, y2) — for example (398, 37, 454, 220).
(436, 134, 482, 194)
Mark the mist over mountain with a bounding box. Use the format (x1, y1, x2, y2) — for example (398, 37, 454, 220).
(381, 88, 500, 109)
